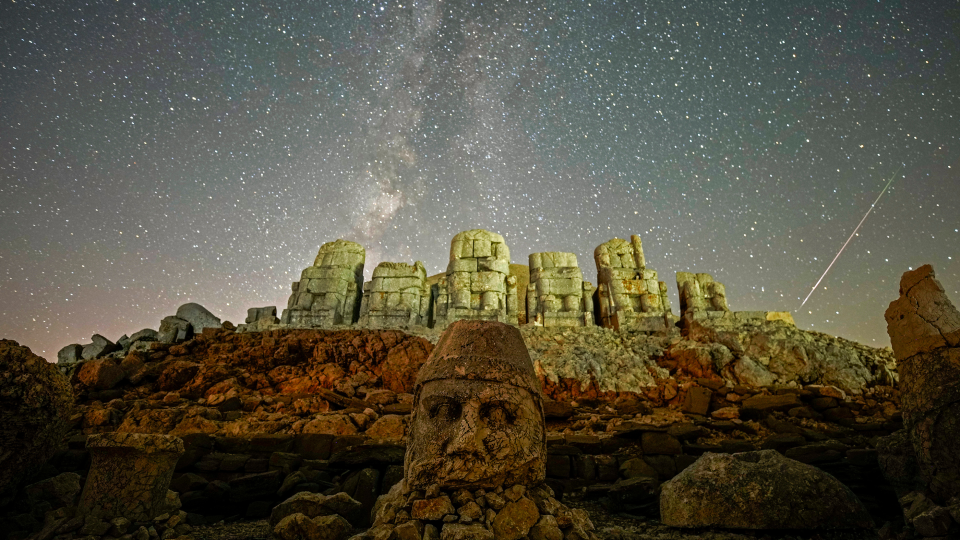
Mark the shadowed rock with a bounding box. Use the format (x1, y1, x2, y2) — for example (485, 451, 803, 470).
(660, 450, 874, 529)
(885, 264, 960, 500)
(77, 432, 185, 521)
(0, 340, 74, 501)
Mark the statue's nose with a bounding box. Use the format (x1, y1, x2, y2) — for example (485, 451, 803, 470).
(446, 404, 486, 456)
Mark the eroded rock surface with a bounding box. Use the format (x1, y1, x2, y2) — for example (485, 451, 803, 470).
(660, 450, 874, 530)
(885, 264, 960, 501)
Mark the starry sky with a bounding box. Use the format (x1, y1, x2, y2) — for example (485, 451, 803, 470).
(2, 0, 958, 361)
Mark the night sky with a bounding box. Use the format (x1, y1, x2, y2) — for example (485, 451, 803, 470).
(2, 0, 958, 361)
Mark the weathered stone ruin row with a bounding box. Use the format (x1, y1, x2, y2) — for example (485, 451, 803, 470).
(266, 228, 792, 334)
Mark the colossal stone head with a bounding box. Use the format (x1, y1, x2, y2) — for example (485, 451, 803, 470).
(404, 320, 546, 490)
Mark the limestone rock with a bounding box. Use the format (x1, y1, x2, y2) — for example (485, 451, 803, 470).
(158, 316, 192, 343)
(274, 512, 352, 540)
(433, 230, 518, 328)
(677, 272, 729, 316)
(492, 497, 539, 540)
(594, 235, 674, 332)
(0, 339, 73, 499)
(660, 450, 873, 529)
(683, 312, 897, 394)
(82, 334, 121, 360)
(885, 264, 960, 500)
(76, 358, 126, 390)
(176, 302, 222, 333)
(57, 344, 84, 365)
(270, 491, 363, 527)
(281, 239, 365, 328)
(526, 252, 595, 328)
(130, 328, 159, 343)
(25, 471, 81, 509)
(77, 432, 185, 521)
(239, 306, 280, 332)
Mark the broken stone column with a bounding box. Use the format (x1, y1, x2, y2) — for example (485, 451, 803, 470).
(884, 264, 960, 501)
(594, 235, 674, 332)
(354, 320, 598, 540)
(358, 261, 432, 328)
(432, 229, 518, 329)
(677, 272, 730, 318)
(526, 252, 595, 327)
(77, 433, 184, 521)
(280, 239, 364, 327)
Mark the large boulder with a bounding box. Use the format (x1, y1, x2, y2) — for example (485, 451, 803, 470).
(884, 264, 960, 501)
(0, 340, 74, 500)
(57, 344, 84, 365)
(660, 450, 873, 530)
(158, 316, 192, 343)
(81, 334, 120, 360)
(176, 303, 222, 333)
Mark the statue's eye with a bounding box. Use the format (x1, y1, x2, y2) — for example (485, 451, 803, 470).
(428, 399, 461, 421)
(481, 402, 516, 427)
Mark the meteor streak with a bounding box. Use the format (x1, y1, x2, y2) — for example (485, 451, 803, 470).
(799, 165, 903, 309)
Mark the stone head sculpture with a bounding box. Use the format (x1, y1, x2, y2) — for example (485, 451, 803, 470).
(404, 320, 546, 491)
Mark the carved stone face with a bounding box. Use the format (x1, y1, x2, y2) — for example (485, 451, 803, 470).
(406, 378, 545, 490)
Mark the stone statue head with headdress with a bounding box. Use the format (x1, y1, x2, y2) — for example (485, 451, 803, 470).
(404, 320, 546, 490)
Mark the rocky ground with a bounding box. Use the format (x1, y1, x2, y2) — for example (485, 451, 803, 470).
(0, 317, 909, 540)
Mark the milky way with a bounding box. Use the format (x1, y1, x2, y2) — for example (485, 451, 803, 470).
(2, 0, 958, 359)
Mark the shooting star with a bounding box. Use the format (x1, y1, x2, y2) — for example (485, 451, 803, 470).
(799, 165, 903, 309)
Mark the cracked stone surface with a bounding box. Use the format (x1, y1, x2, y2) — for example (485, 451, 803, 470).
(885, 264, 960, 501)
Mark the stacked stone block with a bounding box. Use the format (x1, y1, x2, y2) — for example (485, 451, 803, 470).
(358, 261, 432, 328)
(280, 240, 364, 327)
(526, 252, 595, 327)
(432, 229, 519, 328)
(677, 272, 730, 317)
(594, 235, 674, 332)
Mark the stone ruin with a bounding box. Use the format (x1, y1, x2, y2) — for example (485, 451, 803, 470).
(358, 320, 598, 540)
(266, 229, 803, 337)
(676, 272, 729, 319)
(594, 235, 675, 332)
(526, 252, 595, 327)
(281, 239, 365, 327)
(432, 229, 520, 330)
(358, 261, 432, 328)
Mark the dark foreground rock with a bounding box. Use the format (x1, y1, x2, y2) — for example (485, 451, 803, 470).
(659, 450, 874, 530)
(0, 339, 74, 501)
(884, 264, 960, 502)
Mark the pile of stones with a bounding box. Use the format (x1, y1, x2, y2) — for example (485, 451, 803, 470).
(363, 483, 596, 540)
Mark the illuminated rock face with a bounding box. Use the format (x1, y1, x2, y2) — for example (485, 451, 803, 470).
(358, 261, 432, 328)
(677, 272, 730, 317)
(594, 235, 674, 332)
(404, 320, 545, 490)
(281, 239, 365, 327)
(526, 252, 595, 328)
(885, 264, 960, 501)
(433, 230, 519, 329)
